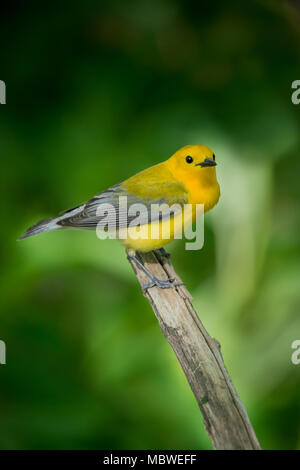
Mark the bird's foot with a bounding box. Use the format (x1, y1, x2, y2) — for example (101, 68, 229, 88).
(127, 253, 182, 292)
(142, 278, 182, 292)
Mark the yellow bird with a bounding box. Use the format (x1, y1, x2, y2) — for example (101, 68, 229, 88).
(20, 145, 220, 288)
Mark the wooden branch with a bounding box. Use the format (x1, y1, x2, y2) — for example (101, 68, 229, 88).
(127, 249, 261, 450)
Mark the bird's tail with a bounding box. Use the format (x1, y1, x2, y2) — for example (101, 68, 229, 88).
(18, 217, 63, 240)
(18, 204, 85, 240)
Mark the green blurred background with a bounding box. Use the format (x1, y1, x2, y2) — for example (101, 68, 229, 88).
(1, 0, 300, 450)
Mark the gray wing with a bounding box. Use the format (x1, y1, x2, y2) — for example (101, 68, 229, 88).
(58, 183, 187, 230)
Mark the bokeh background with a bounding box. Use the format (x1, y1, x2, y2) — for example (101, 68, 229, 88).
(1, 0, 300, 450)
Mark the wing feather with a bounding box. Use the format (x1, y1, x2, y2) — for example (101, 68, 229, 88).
(58, 180, 188, 230)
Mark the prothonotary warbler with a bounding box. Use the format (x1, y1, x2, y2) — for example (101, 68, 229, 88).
(19, 145, 220, 289)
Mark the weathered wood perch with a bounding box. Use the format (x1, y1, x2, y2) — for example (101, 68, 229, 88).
(127, 249, 261, 450)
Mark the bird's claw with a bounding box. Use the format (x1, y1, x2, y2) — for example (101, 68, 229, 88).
(142, 278, 183, 292)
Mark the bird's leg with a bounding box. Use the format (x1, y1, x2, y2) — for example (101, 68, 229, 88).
(127, 252, 182, 291)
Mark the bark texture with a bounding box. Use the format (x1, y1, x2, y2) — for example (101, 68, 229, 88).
(127, 249, 261, 450)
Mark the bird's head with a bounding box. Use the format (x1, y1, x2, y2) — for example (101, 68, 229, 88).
(166, 145, 218, 187)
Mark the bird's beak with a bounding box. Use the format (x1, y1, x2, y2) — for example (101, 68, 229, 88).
(196, 157, 217, 168)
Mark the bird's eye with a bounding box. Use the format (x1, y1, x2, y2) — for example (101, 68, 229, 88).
(186, 156, 193, 164)
(212, 154, 216, 161)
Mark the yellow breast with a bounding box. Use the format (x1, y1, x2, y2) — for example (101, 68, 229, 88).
(120, 184, 219, 252)
(119, 153, 220, 253)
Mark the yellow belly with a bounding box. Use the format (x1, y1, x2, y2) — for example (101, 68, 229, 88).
(119, 209, 193, 252)
(119, 183, 220, 253)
